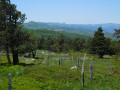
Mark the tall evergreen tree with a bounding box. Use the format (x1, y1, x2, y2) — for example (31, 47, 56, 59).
(91, 27, 106, 58)
(0, 0, 29, 65)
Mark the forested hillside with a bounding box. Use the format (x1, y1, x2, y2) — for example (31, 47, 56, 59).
(25, 28, 90, 40)
(24, 21, 117, 40)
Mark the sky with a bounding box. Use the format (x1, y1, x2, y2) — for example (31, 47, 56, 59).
(11, 0, 120, 24)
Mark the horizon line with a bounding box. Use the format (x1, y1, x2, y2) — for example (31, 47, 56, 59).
(24, 21, 120, 25)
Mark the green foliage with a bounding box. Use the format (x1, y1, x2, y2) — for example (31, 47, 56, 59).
(0, 0, 30, 65)
(114, 29, 120, 38)
(26, 28, 90, 40)
(112, 29, 120, 58)
(38, 37, 45, 50)
(57, 34, 65, 52)
(72, 38, 84, 52)
(90, 27, 110, 58)
(44, 36, 54, 51)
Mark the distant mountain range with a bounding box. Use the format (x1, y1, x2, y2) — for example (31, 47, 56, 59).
(23, 21, 119, 40)
(24, 21, 120, 33)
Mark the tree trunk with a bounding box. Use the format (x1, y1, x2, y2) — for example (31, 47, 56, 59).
(12, 50, 19, 65)
(32, 50, 36, 58)
(5, 47, 11, 64)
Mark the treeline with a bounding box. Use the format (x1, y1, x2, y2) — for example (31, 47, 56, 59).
(24, 28, 90, 40)
(21, 29, 119, 59)
(27, 27, 120, 59)
(24, 34, 86, 54)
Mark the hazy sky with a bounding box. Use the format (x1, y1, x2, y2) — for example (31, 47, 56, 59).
(11, 0, 120, 24)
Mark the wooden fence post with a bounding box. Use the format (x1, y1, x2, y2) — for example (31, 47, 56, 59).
(81, 65, 84, 87)
(47, 55, 49, 66)
(81, 53, 86, 87)
(77, 56, 80, 71)
(59, 56, 61, 66)
(83, 53, 86, 66)
(61, 55, 62, 65)
(72, 56, 74, 66)
(90, 62, 93, 83)
(8, 73, 11, 90)
(39, 53, 40, 59)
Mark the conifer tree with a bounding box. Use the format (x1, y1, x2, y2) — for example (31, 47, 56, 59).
(0, 0, 29, 65)
(91, 27, 106, 58)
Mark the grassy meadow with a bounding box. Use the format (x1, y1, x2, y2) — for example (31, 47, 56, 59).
(0, 51, 120, 90)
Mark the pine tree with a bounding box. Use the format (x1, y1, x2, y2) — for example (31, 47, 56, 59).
(91, 27, 106, 58)
(0, 0, 29, 65)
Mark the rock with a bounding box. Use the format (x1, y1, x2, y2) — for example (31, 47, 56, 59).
(103, 55, 110, 59)
(71, 65, 80, 69)
(32, 59, 35, 61)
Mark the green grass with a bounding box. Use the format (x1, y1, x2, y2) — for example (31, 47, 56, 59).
(0, 52, 120, 90)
